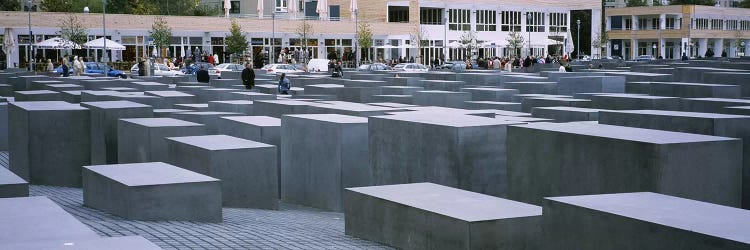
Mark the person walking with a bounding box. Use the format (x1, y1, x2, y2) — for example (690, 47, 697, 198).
(278, 73, 291, 95)
(196, 66, 210, 83)
(61, 58, 70, 77)
(45, 59, 54, 75)
(241, 62, 255, 90)
(77, 56, 86, 75)
(493, 57, 501, 70)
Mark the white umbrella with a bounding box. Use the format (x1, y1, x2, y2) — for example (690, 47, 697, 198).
(2, 28, 15, 59)
(316, 0, 329, 20)
(288, 0, 297, 16)
(257, 0, 264, 18)
(350, 0, 358, 19)
(152, 46, 158, 58)
(447, 41, 464, 48)
(224, 0, 231, 18)
(35, 37, 81, 49)
(564, 30, 575, 54)
(84, 37, 125, 50)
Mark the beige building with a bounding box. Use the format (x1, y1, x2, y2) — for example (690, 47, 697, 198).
(606, 5, 750, 60)
(1, 0, 602, 68)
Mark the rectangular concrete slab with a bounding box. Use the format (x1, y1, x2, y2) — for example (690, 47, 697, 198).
(0, 196, 100, 245)
(117, 118, 207, 163)
(81, 101, 154, 165)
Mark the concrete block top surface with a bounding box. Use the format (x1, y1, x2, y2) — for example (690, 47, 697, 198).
(495, 116, 554, 123)
(16, 90, 58, 95)
(308, 84, 345, 88)
(83, 162, 219, 186)
(11, 101, 87, 111)
(684, 98, 750, 104)
(133, 82, 167, 86)
(175, 104, 209, 108)
(525, 97, 590, 102)
(514, 122, 738, 144)
(534, 106, 605, 112)
(221, 116, 280, 126)
(0, 236, 163, 250)
(0, 196, 100, 244)
(375, 112, 519, 127)
(120, 118, 203, 127)
(153, 109, 190, 113)
(210, 100, 254, 105)
(606, 110, 750, 119)
(547, 192, 750, 244)
(493, 110, 532, 117)
(367, 102, 419, 108)
(0, 167, 27, 185)
(595, 94, 678, 100)
(167, 134, 273, 150)
(462, 87, 516, 91)
(286, 114, 368, 124)
(80, 100, 151, 109)
(348, 183, 542, 222)
(313, 101, 403, 112)
(144, 91, 194, 97)
(651, 82, 737, 87)
(418, 90, 465, 94)
(31, 80, 64, 84)
(45, 83, 79, 88)
(255, 100, 315, 106)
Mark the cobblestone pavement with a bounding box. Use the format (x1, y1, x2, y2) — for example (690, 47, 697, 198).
(2, 153, 389, 250)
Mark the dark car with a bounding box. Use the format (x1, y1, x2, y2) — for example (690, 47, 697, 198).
(183, 62, 218, 75)
(438, 61, 467, 72)
(54, 62, 127, 78)
(356, 63, 392, 71)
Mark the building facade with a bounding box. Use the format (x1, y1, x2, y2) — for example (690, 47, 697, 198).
(606, 5, 750, 60)
(1, 0, 601, 68)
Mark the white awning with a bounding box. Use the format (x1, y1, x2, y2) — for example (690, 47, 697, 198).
(84, 37, 126, 50)
(35, 37, 81, 49)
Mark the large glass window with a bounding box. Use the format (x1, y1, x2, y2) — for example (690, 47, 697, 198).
(694, 18, 709, 30)
(665, 18, 675, 29)
(526, 12, 545, 32)
(741, 20, 750, 30)
(388, 6, 409, 23)
(651, 18, 660, 30)
(550, 13, 567, 32)
(449, 9, 471, 31)
(420, 8, 444, 25)
(501, 11, 521, 32)
(727, 20, 738, 30)
(276, 0, 287, 12)
(624, 18, 632, 30)
(711, 19, 723, 30)
(476, 10, 496, 32)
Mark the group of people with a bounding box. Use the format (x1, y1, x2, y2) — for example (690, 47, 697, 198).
(239, 61, 290, 95)
(50, 56, 87, 77)
(459, 54, 572, 72)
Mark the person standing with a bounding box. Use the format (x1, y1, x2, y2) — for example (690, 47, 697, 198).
(137, 60, 145, 76)
(241, 62, 255, 90)
(278, 73, 291, 95)
(61, 58, 70, 77)
(196, 66, 210, 83)
(493, 57, 501, 70)
(45, 59, 54, 73)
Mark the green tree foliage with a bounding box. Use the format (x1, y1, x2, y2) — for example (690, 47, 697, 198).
(652, 0, 664, 6)
(58, 14, 89, 48)
(0, 0, 21, 11)
(295, 19, 314, 64)
(740, 0, 750, 8)
(358, 22, 373, 62)
(505, 30, 525, 56)
(149, 16, 172, 57)
(191, 4, 221, 16)
(225, 19, 248, 57)
(669, 0, 717, 5)
(128, 0, 158, 15)
(41, 0, 73, 12)
(627, 0, 649, 6)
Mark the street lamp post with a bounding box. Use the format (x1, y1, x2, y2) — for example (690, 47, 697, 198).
(524, 12, 531, 57)
(272, 12, 276, 64)
(444, 14, 447, 63)
(576, 19, 581, 58)
(27, 0, 33, 72)
(103, 0, 108, 63)
(355, 9, 359, 67)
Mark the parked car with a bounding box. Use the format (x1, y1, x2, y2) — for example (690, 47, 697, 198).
(215, 63, 244, 74)
(261, 64, 304, 75)
(634, 55, 656, 61)
(54, 62, 127, 78)
(438, 61, 467, 72)
(356, 63, 392, 72)
(183, 62, 219, 76)
(393, 63, 429, 72)
(130, 63, 185, 76)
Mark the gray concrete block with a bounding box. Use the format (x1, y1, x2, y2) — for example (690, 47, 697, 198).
(173, 103, 209, 111)
(649, 82, 741, 98)
(345, 183, 542, 250)
(592, 94, 680, 110)
(413, 80, 466, 91)
(367, 102, 419, 108)
(307, 101, 405, 117)
(282, 114, 370, 211)
(0, 103, 6, 151)
(464, 101, 522, 112)
(80, 101, 154, 165)
(460, 87, 519, 102)
(511, 94, 572, 103)
(169, 111, 244, 134)
(413, 90, 471, 108)
(507, 122, 742, 207)
(210, 78, 241, 88)
(143, 91, 197, 109)
(531, 106, 604, 122)
(166, 135, 278, 209)
(194, 88, 239, 102)
(681, 98, 750, 113)
(384, 76, 423, 86)
(0, 167, 28, 198)
(0, 196, 100, 245)
(700, 72, 750, 97)
(61, 90, 82, 103)
(228, 91, 277, 101)
(541, 71, 606, 82)
(378, 86, 424, 95)
(598, 109, 750, 208)
(208, 100, 254, 115)
(9, 101, 90, 187)
(14, 90, 62, 101)
(543, 192, 750, 250)
(557, 76, 625, 95)
(521, 97, 591, 113)
(253, 100, 319, 118)
(117, 118, 206, 163)
(370, 113, 520, 197)
(500, 81, 557, 94)
(0, 236, 163, 250)
(152, 108, 191, 118)
(371, 95, 413, 104)
(83, 162, 221, 222)
(130, 82, 169, 91)
(0, 84, 13, 96)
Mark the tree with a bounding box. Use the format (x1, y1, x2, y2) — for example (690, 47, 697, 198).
(58, 14, 88, 49)
(505, 29, 525, 57)
(295, 19, 314, 64)
(740, 0, 750, 8)
(627, 0, 649, 6)
(357, 22, 373, 62)
(41, 0, 73, 12)
(409, 25, 429, 63)
(668, 0, 716, 5)
(128, 0, 158, 15)
(458, 31, 477, 59)
(191, 4, 221, 16)
(592, 31, 609, 59)
(0, 0, 20, 11)
(652, 0, 664, 6)
(149, 17, 172, 58)
(225, 19, 248, 63)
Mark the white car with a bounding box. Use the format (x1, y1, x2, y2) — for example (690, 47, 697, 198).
(215, 63, 244, 74)
(393, 63, 429, 72)
(130, 63, 185, 76)
(307, 59, 330, 72)
(261, 64, 304, 75)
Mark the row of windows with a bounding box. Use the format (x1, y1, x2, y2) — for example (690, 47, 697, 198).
(526, 12, 545, 32)
(448, 9, 472, 31)
(418, 8, 567, 33)
(694, 18, 750, 30)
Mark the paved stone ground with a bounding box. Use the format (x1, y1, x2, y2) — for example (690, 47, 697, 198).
(1, 152, 389, 250)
